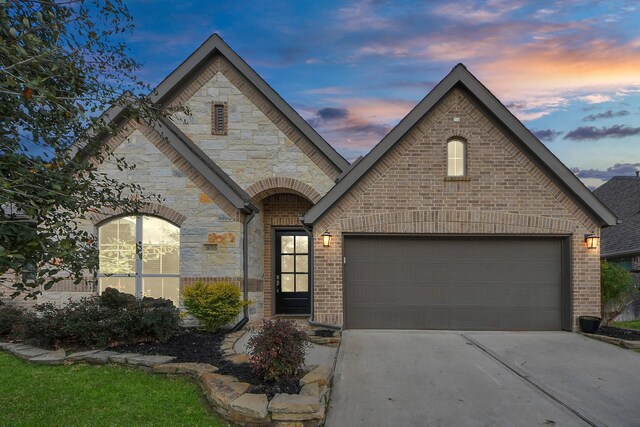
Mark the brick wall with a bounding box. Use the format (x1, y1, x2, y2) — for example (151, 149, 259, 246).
(312, 87, 602, 329)
(260, 193, 313, 317)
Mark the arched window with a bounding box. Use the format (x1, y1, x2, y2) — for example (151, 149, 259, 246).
(447, 139, 466, 177)
(98, 216, 180, 304)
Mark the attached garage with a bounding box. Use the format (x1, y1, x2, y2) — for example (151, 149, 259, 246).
(343, 235, 571, 331)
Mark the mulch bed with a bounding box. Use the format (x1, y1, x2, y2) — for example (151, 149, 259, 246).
(110, 329, 301, 398)
(596, 326, 640, 341)
(311, 329, 336, 338)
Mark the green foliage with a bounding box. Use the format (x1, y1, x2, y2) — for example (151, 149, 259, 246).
(612, 320, 640, 330)
(0, 1, 183, 298)
(182, 281, 249, 331)
(15, 289, 180, 349)
(0, 353, 223, 427)
(601, 261, 638, 325)
(248, 318, 309, 382)
(0, 304, 26, 337)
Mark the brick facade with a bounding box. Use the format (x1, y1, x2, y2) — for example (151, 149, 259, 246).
(259, 194, 314, 318)
(312, 88, 602, 329)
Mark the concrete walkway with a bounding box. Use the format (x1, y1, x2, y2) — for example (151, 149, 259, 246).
(326, 331, 640, 427)
(234, 330, 337, 368)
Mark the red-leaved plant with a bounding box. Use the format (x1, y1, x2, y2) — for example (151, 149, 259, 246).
(247, 318, 310, 382)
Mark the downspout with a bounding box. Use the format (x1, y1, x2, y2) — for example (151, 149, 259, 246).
(300, 218, 341, 331)
(230, 206, 257, 333)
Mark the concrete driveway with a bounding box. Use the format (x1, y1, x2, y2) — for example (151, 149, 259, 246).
(326, 331, 640, 427)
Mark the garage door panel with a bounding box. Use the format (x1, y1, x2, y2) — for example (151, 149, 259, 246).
(344, 236, 564, 330)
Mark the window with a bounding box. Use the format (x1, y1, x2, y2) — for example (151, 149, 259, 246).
(98, 216, 180, 304)
(211, 102, 227, 135)
(447, 139, 466, 177)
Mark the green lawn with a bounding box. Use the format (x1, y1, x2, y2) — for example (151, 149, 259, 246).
(612, 320, 640, 330)
(0, 352, 226, 427)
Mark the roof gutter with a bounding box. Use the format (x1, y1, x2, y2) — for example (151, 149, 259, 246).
(230, 204, 258, 333)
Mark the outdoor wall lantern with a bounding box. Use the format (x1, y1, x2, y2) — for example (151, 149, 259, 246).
(322, 230, 332, 248)
(584, 234, 600, 250)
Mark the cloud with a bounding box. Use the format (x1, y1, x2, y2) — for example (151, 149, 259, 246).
(578, 94, 613, 104)
(582, 110, 630, 122)
(317, 107, 348, 121)
(564, 125, 640, 141)
(301, 87, 350, 95)
(431, 0, 524, 24)
(572, 163, 640, 180)
(532, 129, 563, 142)
(304, 98, 415, 156)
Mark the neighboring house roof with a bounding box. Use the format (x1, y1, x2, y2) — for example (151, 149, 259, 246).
(149, 33, 349, 174)
(303, 64, 618, 227)
(594, 176, 640, 257)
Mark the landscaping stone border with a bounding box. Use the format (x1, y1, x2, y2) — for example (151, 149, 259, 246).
(581, 332, 640, 350)
(0, 336, 334, 427)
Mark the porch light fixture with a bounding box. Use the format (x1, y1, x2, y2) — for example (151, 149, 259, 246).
(584, 234, 600, 250)
(322, 230, 332, 248)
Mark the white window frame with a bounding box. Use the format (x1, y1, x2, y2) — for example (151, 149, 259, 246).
(97, 215, 180, 301)
(447, 139, 466, 177)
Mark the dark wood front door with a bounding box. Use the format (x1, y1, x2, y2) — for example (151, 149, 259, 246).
(275, 230, 310, 314)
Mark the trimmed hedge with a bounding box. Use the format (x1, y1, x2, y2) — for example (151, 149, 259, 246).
(4, 288, 180, 349)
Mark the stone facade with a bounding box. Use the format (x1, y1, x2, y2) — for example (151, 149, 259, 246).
(312, 88, 602, 329)
(32, 52, 338, 321)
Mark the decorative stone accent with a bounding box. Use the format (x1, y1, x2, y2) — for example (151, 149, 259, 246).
(109, 353, 141, 364)
(229, 393, 269, 419)
(11, 345, 52, 360)
(271, 403, 326, 421)
(227, 353, 250, 364)
(126, 355, 175, 367)
(0, 340, 333, 426)
(29, 349, 66, 365)
(65, 350, 100, 361)
(153, 362, 218, 375)
(268, 394, 320, 414)
(299, 366, 332, 387)
(299, 383, 319, 397)
(85, 351, 121, 364)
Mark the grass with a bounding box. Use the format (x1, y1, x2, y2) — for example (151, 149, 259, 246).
(0, 352, 226, 427)
(612, 320, 640, 330)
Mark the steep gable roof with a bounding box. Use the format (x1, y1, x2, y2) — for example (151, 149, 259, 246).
(304, 64, 617, 227)
(149, 33, 349, 174)
(594, 176, 640, 257)
(91, 101, 257, 214)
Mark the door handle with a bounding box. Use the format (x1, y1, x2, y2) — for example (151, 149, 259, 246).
(276, 275, 280, 293)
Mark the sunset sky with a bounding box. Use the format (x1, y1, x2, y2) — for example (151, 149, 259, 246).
(126, 0, 640, 189)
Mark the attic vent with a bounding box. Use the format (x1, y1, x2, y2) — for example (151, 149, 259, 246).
(211, 102, 227, 135)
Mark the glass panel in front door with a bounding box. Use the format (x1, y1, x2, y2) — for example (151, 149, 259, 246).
(279, 234, 308, 293)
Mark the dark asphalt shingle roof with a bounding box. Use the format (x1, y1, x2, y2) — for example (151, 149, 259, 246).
(594, 176, 640, 257)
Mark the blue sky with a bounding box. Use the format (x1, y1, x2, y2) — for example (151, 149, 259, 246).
(124, 0, 640, 189)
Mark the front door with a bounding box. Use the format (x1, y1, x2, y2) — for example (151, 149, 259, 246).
(275, 230, 310, 314)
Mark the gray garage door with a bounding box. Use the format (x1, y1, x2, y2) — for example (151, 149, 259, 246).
(343, 236, 569, 330)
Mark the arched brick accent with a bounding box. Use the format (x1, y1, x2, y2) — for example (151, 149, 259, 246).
(89, 202, 187, 227)
(246, 177, 322, 204)
(338, 210, 576, 234)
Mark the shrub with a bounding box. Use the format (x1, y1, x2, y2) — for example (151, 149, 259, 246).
(16, 289, 181, 349)
(0, 305, 26, 338)
(182, 281, 249, 331)
(601, 261, 638, 325)
(99, 287, 136, 309)
(248, 318, 309, 382)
